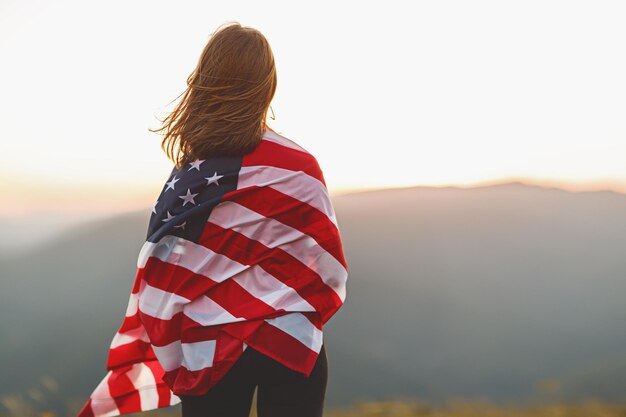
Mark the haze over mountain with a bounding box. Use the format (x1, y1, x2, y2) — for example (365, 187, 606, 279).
(1, 181, 625, 416)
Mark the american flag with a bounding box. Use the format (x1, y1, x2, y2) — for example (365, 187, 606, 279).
(77, 128, 348, 417)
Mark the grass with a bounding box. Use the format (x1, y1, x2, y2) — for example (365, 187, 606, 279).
(3, 395, 626, 417)
(323, 398, 626, 417)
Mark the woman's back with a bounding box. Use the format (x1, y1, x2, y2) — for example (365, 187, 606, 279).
(77, 22, 347, 417)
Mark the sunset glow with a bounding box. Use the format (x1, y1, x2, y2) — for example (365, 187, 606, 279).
(2, 0, 626, 218)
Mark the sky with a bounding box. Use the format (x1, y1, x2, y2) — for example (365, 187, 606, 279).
(1, 0, 626, 232)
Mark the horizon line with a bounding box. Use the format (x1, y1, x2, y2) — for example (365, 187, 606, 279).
(3, 176, 626, 218)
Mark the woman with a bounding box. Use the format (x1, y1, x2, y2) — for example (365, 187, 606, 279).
(78, 21, 348, 417)
(156, 22, 348, 417)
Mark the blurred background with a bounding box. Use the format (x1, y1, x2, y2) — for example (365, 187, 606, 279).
(1, 1, 626, 416)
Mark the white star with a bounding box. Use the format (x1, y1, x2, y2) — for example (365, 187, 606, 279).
(161, 211, 175, 223)
(152, 200, 159, 214)
(188, 159, 205, 171)
(178, 188, 199, 206)
(165, 175, 179, 191)
(205, 171, 224, 186)
(173, 221, 187, 230)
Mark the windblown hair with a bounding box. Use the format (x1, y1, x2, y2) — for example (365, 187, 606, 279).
(150, 22, 278, 169)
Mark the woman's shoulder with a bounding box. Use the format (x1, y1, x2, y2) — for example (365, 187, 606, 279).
(262, 128, 311, 155)
(259, 128, 326, 185)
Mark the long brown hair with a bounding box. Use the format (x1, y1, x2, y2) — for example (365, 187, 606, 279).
(150, 22, 278, 169)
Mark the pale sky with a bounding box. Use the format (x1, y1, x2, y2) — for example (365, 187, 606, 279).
(2, 0, 626, 219)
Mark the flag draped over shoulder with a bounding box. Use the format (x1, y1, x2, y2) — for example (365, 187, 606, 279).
(77, 129, 348, 417)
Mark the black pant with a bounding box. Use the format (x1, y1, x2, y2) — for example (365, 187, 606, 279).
(179, 344, 328, 417)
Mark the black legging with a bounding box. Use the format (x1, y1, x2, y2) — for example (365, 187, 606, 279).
(178, 344, 328, 417)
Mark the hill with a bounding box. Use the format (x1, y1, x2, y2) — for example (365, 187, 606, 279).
(1, 181, 625, 416)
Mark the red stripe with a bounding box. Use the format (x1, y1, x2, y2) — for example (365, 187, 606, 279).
(210, 329, 247, 376)
(242, 139, 326, 185)
(108, 367, 142, 414)
(117, 311, 141, 334)
(138, 311, 201, 347)
(242, 321, 319, 376)
(220, 185, 347, 269)
(301, 310, 324, 331)
(144, 360, 173, 407)
(200, 279, 278, 320)
(131, 269, 142, 294)
(77, 398, 95, 417)
(162, 366, 220, 396)
(179, 318, 224, 342)
(107, 339, 155, 370)
(137, 311, 183, 346)
(138, 258, 220, 300)
(138, 309, 265, 346)
(208, 319, 266, 345)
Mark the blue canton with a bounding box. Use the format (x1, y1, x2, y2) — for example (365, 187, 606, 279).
(146, 155, 243, 244)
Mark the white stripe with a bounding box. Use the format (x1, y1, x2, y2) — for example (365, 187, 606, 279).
(184, 295, 246, 326)
(89, 371, 120, 417)
(152, 339, 217, 372)
(110, 324, 150, 349)
(170, 391, 181, 405)
(170, 394, 182, 406)
(181, 340, 217, 371)
(236, 165, 338, 226)
(233, 266, 316, 312)
(209, 201, 347, 301)
(152, 340, 182, 372)
(262, 130, 309, 153)
(125, 292, 139, 317)
(265, 313, 323, 352)
(137, 235, 249, 281)
(126, 363, 159, 410)
(138, 280, 189, 320)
